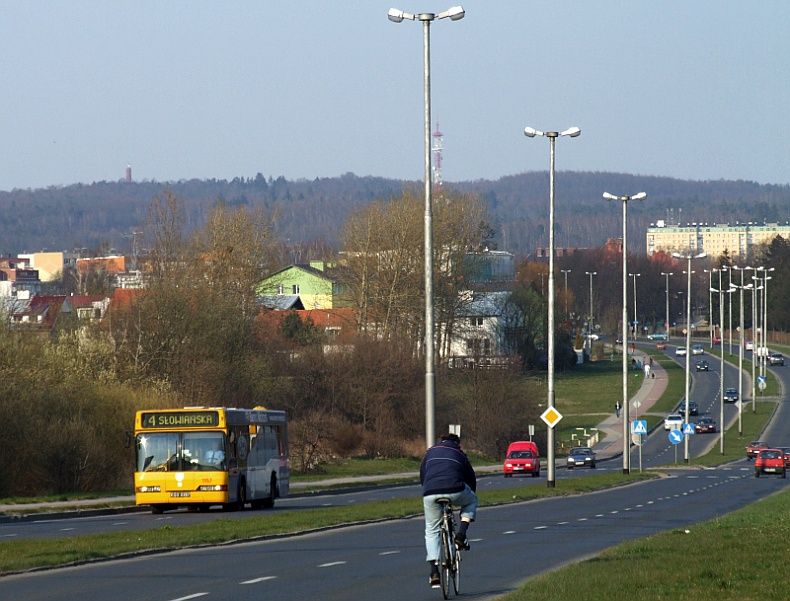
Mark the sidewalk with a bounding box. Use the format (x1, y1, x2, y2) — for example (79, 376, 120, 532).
(591, 350, 667, 461)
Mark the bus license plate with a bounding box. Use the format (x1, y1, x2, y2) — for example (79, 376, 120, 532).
(170, 492, 191, 497)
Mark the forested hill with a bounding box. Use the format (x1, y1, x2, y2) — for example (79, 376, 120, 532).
(1, 171, 788, 258)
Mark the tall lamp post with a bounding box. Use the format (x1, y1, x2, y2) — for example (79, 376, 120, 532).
(629, 273, 641, 337)
(561, 269, 571, 316)
(750, 277, 762, 414)
(661, 272, 673, 338)
(672, 250, 707, 464)
(388, 5, 465, 449)
(585, 271, 597, 349)
(732, 265, 752, 435)
(603, 191, 647, 475)
(524, 125, 581, 488)
(756, 266, 774, 382)
(710, 276, 734, 454)
(704, 269, 715, 347)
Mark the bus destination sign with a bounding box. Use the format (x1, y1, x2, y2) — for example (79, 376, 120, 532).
(141, 411, 220, 429)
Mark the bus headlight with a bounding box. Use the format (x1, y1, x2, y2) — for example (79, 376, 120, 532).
(198, 485, 227, 492)
(136, 485, 161, 493)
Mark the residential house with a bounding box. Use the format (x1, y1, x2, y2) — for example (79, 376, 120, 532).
(444, 291, 514, 368)
(257, 262, 352, 310)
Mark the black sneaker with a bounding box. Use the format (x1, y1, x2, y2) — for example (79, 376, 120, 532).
(455, 532, 470, 550)
(429, 571, 441, 587)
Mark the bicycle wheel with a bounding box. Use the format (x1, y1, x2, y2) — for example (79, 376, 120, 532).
(452, 543, 461, 595)
(439, 522, 452, 599)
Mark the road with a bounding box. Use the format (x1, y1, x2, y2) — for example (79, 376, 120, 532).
(2, 465, 786, 601)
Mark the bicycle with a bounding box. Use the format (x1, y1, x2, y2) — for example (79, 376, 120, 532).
(435, 497, 463, 598)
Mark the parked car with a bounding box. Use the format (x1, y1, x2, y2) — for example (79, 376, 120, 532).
(692, 344, 704, 355)
(675, 346, 687, 357)
(695, 417, 717, 434)
(776, 447, 790, 468)
(677, 400, 699, 416)
(566, 446, 597, 469)
(754, 449, 786, 478)
(695, 360, 709, 372)
(723, 387, 739, 403)
(769, 352, 784, 366)
(746, 440, 769, 461)
(503, 441, 541, 477)
(664, 414, 685, 431)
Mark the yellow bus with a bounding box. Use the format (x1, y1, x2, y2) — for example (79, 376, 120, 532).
(134, 407, 289, 514)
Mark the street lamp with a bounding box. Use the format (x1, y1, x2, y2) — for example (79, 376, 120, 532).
(603, 191, 647, 475)
(732, 265, 752, 435)
(388, 5, 465, 449)
(710, 277, 735, 454)
(756, 266, 774, 382)
(525, 125, 581, 488)
(585, 271, 597, 348)
(672, 250, 707, 464)
(629, 273, 641, 338)
(561, 269, 571, 316)
(704, 269, 716, 347)
(661, 272, 673, 338)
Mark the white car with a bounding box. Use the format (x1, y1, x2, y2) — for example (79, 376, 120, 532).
(692, 344, 704, 355)
(675, 346, 687, 356)
(746, 341, 754, 351)
(664, 414, 685, 431)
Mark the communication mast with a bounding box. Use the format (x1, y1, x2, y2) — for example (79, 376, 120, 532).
(432, 122, 443, 192)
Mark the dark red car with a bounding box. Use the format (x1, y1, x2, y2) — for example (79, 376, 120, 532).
(746, 441, 769, 461)
(776, 447, 790, 468)
(755, 449, 786, 478)
(694, 417, 716, 434)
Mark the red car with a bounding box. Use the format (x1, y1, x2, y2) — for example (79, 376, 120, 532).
(776, 447, 790, 468)
(503, 441, 541, 477)
(754, 449, 786, 478)
(746, 441, 769, 461)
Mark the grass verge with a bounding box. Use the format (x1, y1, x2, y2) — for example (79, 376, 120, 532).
(500, 485, 790, 601)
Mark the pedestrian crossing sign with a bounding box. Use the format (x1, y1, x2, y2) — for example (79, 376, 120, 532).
(632, 420, 647, 435)
(683, 423, 696, 435)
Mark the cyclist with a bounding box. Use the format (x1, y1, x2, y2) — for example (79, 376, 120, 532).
(420, 432, 478, 587)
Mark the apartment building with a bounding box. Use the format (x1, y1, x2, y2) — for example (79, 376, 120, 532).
(646, 220, 790, 260)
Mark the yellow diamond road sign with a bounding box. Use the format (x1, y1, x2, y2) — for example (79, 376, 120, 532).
(540, 407, 563, 428)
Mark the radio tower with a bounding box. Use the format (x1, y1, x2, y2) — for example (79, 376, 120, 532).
(432, 122, 443, 193)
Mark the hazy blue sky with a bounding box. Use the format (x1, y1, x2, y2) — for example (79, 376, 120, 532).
(1, 1, 787, 192)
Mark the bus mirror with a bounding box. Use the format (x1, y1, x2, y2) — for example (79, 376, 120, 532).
(124, 431, 132, 449)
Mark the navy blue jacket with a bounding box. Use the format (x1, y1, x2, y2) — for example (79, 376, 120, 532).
(420, 440, 477, 497)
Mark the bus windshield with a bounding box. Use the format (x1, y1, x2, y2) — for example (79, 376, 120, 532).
(137, 432, 226, 472)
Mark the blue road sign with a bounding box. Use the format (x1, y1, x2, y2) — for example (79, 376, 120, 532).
(683, 423, 696, 435)
(669, 430, 683, 444)
(632, 420, 648, 435)
(757, 375, 767, 384)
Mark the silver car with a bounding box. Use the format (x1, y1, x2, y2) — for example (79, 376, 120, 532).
(664, 414, 684, 430)
(566, 446, 597, 469)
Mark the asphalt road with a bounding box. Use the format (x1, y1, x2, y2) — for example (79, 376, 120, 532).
(2, 465, 786, 601)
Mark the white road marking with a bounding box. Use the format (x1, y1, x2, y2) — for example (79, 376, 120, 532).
(241, 576, 277, 584)
(168, 594, 209, 601)
(380, 550, 400, 555)
(319, 561, 347, 568)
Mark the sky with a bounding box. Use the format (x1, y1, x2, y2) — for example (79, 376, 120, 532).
(1, 1, 788, 192)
